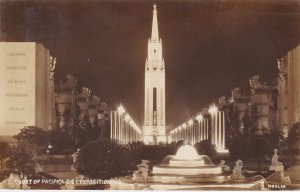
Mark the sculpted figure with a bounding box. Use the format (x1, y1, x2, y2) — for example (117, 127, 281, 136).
(271, 149, 282, 166)
(78, 87, 90, 98)
(249, 74, 265, 89)
(277, 59, 287, 73)
(219, 96, 228, 106)
(230, 159, 245, 180)
(132, 160, 150, 180)
(219, 160, 230, 171)
(72, 149, 80, 165)
(232, 87, 242, 97)
(49, 56, 56, 80)
(64, 73, 77, 88)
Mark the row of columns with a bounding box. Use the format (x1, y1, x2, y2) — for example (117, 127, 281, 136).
(169, 115, 209, 145)
(169, 104, 228, 152)
(209, 106, 226, 152)
(110, 105, 143, 144)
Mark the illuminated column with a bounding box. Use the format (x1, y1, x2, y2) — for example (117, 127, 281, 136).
(110, 111, 118, 140)
(204, 118, 207, 140)
(188, 120, 193, 144)
(182, 125, 185, 142)
(201, 119, 204, 141)
(196, 114, 203, 143)
(203, 118, 209, 140)
(110, 111, 113, 140)
(125, 114, 130, 144)
(205, 118, 209, 140)
(180, 127, 182, 140)
(211, 114, 215, 145)
(179, 126, 182, 140)
(203, 118, 206, 140)
(209, 104, 227, 152)
(193, 121, 196, 144)
(202, 119, 205, 140)
(117, 105, 125, 143)
(214, 112, 218, 148)
(209, 104, 218, 148)
(218, 111, 221, 150)
(221, 111, 225, 150)
(202, 118, 204, 140)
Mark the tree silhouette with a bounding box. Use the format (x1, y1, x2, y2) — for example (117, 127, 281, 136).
(6, 143, 37, 189)
(75, 139, 132, 180)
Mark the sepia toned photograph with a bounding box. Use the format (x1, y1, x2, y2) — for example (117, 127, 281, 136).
(0, 0, 300, 190)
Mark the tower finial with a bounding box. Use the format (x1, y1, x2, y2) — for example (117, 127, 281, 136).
(151, 4, 159, 41)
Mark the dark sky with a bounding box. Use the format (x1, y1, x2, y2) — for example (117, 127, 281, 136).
(1, 0, 300, 131)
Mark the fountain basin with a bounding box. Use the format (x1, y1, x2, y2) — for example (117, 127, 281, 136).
(153, 165, 222, 175)
(169, 159, 205, 167)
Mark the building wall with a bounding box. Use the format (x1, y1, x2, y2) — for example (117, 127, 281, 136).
(287, 45, 300, 128)
(0, 42, 54, 137)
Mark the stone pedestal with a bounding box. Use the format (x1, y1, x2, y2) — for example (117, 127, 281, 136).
(269, 165, 284, 172)
(70, 165, 76, 172)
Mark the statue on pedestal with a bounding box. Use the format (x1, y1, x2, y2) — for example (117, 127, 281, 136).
(132, 160, 150, 180)
(49, 56, 56, 80)
(71, 149, 80, 171)
(78, 87, 91, 99)
(230, 159, 245, 180)
(269, 149, 284, 172)
(249, 74, 266, 89)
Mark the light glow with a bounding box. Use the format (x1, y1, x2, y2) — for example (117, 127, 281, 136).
(125, 114, 131, 122)
(196, 114, 203, 121)
(175, 145, 199, 160)
(117, 105, 125, 114)
(188, 119, 193, 126)
(208, 104, 218, 114)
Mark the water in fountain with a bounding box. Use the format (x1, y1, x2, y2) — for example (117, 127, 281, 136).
(110, 145, 265, 190)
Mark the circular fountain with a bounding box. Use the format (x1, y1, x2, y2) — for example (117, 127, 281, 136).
(109, 145, 264, 190)
(152, 145, 222, 176)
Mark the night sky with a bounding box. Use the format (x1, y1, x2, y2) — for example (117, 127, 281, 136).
(1, 0, 300, 131)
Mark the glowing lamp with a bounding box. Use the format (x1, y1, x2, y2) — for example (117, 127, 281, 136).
(117, 105, 125, 114)
(125, 114, 130, 122)
(208, 104, 218, 114)
(196, 114, 203, 121)
(188, 119, 193, 126)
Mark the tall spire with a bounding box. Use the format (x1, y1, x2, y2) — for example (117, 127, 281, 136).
(151, 4, 159, 42)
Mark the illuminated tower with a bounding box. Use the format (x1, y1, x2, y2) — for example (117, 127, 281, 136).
(143, 4, 166, 144)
